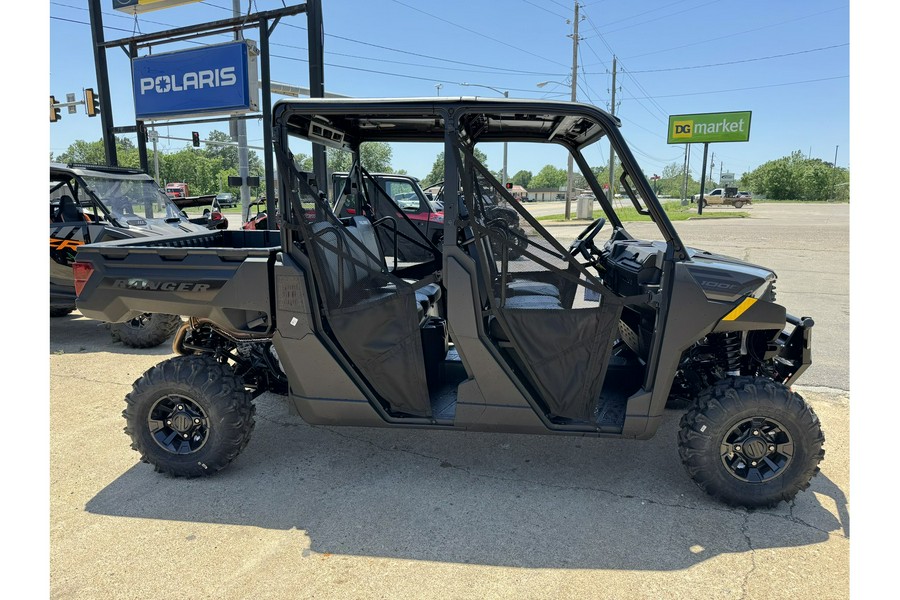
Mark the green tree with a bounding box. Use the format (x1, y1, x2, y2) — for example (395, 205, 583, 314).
(529, 164, 567, 189)
(422, 149, 490, 187)
(201, 130, 263, 176)
(55, 137, 140, 168)
(327, 142, 393, 173)
(511, 169, 533, 188)
(159, 148, 222, 195)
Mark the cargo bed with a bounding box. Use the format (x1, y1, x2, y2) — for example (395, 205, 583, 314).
(75, 229, 283, 334)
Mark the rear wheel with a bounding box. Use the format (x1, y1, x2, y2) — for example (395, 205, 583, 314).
(123, 355, 255, 477)
(678, 376, 825, 508)
(50, 307, 74, 318)
(733, 200, 744, 209)
(109, 313, 183, 348)
(700, 199, 708, 208)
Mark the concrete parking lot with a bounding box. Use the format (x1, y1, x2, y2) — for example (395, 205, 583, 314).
(50, 203, 849, 599)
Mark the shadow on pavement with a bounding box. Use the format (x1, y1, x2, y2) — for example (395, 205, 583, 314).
(85, 393, 846, 570)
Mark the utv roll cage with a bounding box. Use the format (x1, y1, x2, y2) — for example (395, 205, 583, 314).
(273, 97, 687, 262)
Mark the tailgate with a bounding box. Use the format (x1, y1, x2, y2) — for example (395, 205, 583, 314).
(75, 230, 282, 335)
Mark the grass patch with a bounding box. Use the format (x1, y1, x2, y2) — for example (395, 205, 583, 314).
(537, 202, 749, 222)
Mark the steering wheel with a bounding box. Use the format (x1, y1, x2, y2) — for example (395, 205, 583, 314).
(567, 217, 606, 261)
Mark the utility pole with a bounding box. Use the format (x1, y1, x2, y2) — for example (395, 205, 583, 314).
(566, 1, 582, 220)
(608, 55, 617, 204)
(709, 152, 715, 182)
(832, 144, 839, 201)
(233, 0, 252, 222)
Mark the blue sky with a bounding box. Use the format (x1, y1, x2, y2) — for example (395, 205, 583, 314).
(47, 0, 850, 182)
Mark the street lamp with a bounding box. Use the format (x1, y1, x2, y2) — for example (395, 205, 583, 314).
(461, 83, 509, 188)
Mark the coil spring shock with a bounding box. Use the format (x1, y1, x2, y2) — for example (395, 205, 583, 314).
(718, 331, 742, 376)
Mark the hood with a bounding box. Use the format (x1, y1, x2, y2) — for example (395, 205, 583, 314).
(685, 246, 776, 302)
(115, 216, 209, 236)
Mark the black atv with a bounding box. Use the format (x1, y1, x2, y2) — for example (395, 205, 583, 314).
(74, 98, 822, 509)
(50, 163, 206, 348)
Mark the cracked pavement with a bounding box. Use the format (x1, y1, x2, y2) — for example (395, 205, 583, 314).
(50, 203, 849, 599)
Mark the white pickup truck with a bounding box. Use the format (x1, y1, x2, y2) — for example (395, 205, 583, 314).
(691, 187, 752, 208)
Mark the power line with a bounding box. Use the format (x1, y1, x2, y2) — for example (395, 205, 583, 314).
(51, 2, 571, 78)
(583, 0, 723, 37)
(624, 4, 849, 60)
(620, 43, 849, 73)
(621, 75, 848, 100)
(520, 0, 568, 20)
(388, 0, 569, 68)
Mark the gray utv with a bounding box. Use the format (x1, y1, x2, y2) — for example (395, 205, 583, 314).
(74, 98, 822, 508)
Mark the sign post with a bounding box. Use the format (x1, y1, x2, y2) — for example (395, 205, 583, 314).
(667, 111, 751, 215)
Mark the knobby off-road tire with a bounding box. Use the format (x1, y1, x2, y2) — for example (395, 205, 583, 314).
(678, 376, 825, 508)
(50, 307, 74, 318)
(489, 226, 529, 261)
(733, 200, 744, 209)
(109, 313, 183, 348)
(123, 355, 255, 477)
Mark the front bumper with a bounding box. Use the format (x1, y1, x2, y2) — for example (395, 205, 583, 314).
(773, 314, 814, 386)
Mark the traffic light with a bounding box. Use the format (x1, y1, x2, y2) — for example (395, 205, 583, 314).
(50, 96, 61, 123)
(192, 131, 201, 148)
(84, 88, 100, 117)
(505, 182, 513, 189)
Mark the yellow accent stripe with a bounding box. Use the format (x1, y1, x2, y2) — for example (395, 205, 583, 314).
(723, 297, 757, 321)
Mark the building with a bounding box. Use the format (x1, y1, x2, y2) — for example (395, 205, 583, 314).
(528, 187, 566, 202)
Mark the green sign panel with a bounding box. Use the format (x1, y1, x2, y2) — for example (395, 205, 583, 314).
(667, 111, 752, 144)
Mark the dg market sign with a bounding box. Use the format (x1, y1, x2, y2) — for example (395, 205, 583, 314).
(132, 40, 259, 120)
(667, 111, 752, 144)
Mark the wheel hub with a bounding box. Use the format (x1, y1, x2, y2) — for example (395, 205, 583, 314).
(148, 394, 209, 454)
(741, 437, 768, 460)
(721, 416, 793, 483)
(170, 412, 194, 434)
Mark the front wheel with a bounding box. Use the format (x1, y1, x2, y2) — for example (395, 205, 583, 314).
(109, 313, 183, 348)
(123, 355, 255, 477)
(50, 307, 75, 318)
(678, 376, 825, 508)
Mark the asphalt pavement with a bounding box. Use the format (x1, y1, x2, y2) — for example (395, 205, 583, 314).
(49, 202, 849, 599)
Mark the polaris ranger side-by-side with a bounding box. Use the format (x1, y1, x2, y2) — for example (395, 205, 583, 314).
(74, 98, 822, 508)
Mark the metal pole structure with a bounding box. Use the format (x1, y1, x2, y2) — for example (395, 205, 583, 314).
(461, 83, 508, 188)
(681, 143, 689, 205)
(233, 0, 251, 223)
(608, 55, 617, 205)
(502, 90, 509, 188)
(565, 1, 580, 221)
(87, 0, 117, 166)
(307, 0, 328, 194)
(698, 143, 709, 215)
(259, 17, 276, 228)
(151, 131, 160, 182)
(684, 143, 691, 205)
(129, 43, 149, 172)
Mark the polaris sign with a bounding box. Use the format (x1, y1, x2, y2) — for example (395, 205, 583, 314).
(132, 40, 259, 120)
